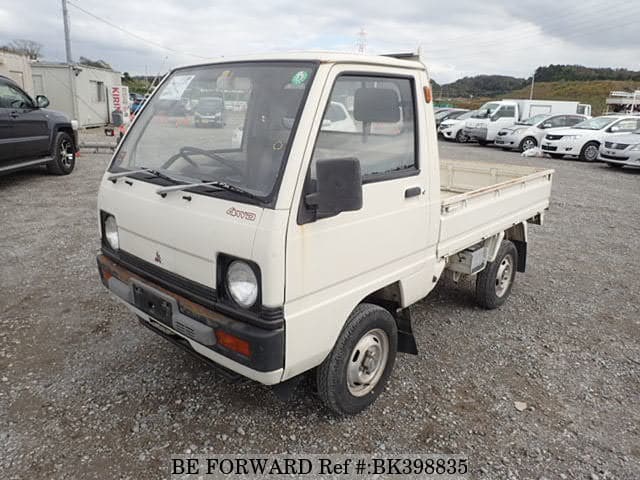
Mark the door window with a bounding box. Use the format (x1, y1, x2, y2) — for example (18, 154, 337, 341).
(611, 118, 640, 132)
(493, 106, 515, 119)
(310, 74, 417, 182)
(0, 82, 33, 109)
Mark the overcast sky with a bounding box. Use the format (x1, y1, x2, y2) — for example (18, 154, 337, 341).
(1, 0, 638, 83)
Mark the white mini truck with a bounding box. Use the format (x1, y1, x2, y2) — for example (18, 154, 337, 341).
(97, 53, 553, 415)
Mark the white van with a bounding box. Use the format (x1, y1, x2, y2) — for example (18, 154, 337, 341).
(464, 100, 592, 145)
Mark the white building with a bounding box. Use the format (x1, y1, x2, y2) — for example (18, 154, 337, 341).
(31, 62, 122, 127)
(0, 51, 33, 94)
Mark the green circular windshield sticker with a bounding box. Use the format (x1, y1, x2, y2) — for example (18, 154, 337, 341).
(291, 70, 309, 86)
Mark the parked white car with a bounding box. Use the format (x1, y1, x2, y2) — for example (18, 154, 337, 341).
(495, 113, 589, 152)
(599, 128, 640, 169)
(322, 101, 358, 133)
(541, 116, 640, 161)
(438, 110, 477, 143)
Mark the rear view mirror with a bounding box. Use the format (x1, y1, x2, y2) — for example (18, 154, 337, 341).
(353, 88, 400, 123)
(35, 95, 49, 108)
(305, 158, 362, 220)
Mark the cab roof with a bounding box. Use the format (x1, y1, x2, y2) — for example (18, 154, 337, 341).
(175, 52, 426, 72)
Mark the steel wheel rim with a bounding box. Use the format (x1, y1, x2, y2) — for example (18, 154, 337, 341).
(585, 145, 598, 161)
(522, 139, 535, 151)
(495, 254, 514, 298)
(60, 139, 74, 168)
(346, 328, 389, 397)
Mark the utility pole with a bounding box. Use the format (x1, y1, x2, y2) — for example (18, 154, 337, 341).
(356, 27, 367, 54)
(529, 71, 535, 100)
(62, 0, 73, 63)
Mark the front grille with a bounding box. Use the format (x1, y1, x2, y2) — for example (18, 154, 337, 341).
(604, 141, 629, 150)
(541, 145, 558, 151)
(601, 153, 629, 161)
(545, 134, 563, 141)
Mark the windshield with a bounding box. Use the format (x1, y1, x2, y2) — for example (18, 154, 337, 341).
(573, 117, 617, 130)
(517, 114, 550, 126)
(110, 62, 316, 200)
(473, 102, 500, 118)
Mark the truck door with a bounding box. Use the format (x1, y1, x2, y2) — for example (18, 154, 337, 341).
(487, 104, 516, 140)
(284, 67, 436, 376)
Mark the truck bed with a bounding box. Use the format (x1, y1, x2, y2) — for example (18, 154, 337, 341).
(438, 159, 553, 258)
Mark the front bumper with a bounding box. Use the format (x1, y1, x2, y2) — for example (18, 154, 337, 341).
(439, 126, 456, 139)
(599, 150, 640, 167)
(463, 126, 488, 141)
(541, 138, 580, 155)
(96, 254, 284, 385)
(494, 132, 522, 148)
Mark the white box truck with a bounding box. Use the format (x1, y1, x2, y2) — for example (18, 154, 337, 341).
(464, 99, 592, 145)
(96, 53, 554, 415)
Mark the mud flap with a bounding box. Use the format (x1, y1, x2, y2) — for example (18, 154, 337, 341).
(396, 308, 418, 355)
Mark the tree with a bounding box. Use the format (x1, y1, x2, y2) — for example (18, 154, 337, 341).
(1, 39, 43, 60)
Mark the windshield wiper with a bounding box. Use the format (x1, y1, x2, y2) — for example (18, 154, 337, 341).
(107, 166, 184, 184)
(156, 180, 259, 200)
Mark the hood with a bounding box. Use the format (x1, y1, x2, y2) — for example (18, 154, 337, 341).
(440, 118, 463, 128)
(545, 127, 586, 137)
(41, 108, 73, 124)
(98, 178, 264, 289)
(605, 132, 640, 145)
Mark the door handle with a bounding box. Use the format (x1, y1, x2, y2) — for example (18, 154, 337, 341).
(404, 186, 422, 198)
(9, 111, 19, 119)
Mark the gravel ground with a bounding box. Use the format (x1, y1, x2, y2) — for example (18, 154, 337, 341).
(1, 137, 639, 479)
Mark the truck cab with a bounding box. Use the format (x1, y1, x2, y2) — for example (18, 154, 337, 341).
(97, 53, 553, 415)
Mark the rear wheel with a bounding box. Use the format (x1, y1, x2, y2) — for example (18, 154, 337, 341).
(46, 132, 75, 175)
(317, 303, 397, 416)
(549, 153, 564, 159)
(579, 141, 600, 162)
(475, 240, 518, 309)
(519, 136, 537, 152)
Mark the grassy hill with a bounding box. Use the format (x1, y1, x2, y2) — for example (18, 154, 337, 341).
(448, 80, 640, 115)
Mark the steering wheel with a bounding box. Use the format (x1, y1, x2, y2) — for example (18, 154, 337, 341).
(162, 146, 243, 176)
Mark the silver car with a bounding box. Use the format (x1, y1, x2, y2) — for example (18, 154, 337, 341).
(599, 130, 640, 169)
(495, 113, 588, 152)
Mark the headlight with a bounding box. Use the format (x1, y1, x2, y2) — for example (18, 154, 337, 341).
(563, 135, 581, 140)
(104, 215, 119, 250)
(513, 128, 527, 134)
(630, 144, 640, 151)
(226, 261, 258, 308)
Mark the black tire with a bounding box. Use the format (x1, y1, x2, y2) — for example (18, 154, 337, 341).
(46, 132, 75, 175)
(579, 141, 600, 162)
(549, 153, 564, 159)
(455, 130, 467, 143)
(606, 162, 623, 169)
(317, 303, 397, 416)
(475, 240, 518, 310)
(519, 136, 537, 152)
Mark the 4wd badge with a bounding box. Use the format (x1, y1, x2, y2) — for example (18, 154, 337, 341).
(226, 207, 256, 221)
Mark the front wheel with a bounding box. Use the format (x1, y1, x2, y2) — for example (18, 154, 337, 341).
(579, 141, 600, 162)
(316, 303, 397, 416)
(455, 130, 468, 143)
(475, 240, 518, 309)
(46, 132, 76, 175)
(519, 136, 537, 152)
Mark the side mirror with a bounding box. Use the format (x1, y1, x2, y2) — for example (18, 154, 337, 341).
(35, 95, 50, 108)
(542, 122, 552, 129)
(609, 125, 620, 132)
(490, 115, 498, 122)
(305, 158, 363, 220)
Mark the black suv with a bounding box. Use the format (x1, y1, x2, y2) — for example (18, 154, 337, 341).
(0, 75, 77, 176)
